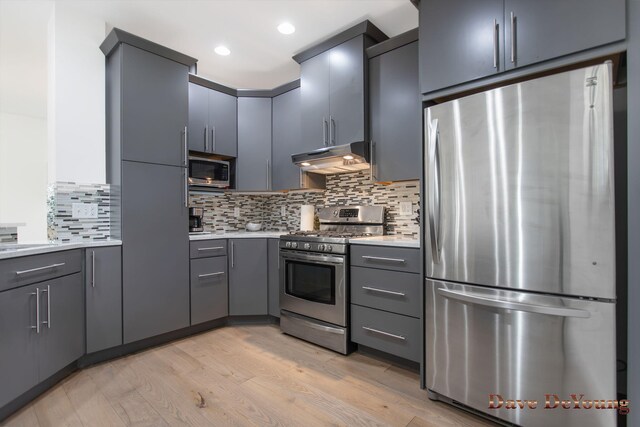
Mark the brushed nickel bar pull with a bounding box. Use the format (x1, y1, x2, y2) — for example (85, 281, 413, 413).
(211, 126, 216, 152)
(362, 286, 406, 297)
(42, 285, 51, 328)
(183, 126, 188, 166)
(198, 272, 225, 278)
(30, 288, 40, 334)
(204, 125, 209, 152)
(361, 255, 405, 264)
(330, 116, 336, 145)
(91, 250, 96, 287)
(184, 168, 189, 208)
(493, 19, 499, 69)
(510, 11, 516, 63)
(197, 246, 225, 251)
(231, 241, 235, 268)
(16, 263, 65, 276)
(322, 118, 328, 146)
(362, 326, 405, 340)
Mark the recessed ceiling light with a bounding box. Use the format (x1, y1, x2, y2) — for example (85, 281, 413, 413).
(301, 162, 311, 167)
(277, 22, 295, 35)
(343, 155, 354, 160)
(214, 45, 230, 56)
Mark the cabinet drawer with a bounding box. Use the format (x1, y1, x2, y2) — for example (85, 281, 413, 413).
(350, 267, 420, 318)
(351, 304, 420, 362)
(350, 245, 420, 273)
(190, 240, 227, 259)
(0, 250, 82, 292)
(190, 256, 228, 325)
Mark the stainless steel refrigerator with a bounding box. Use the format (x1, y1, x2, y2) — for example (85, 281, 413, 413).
(424, 63, 617, 427)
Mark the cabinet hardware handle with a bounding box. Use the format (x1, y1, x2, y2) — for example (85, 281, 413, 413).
(266, 159, 271, 191)
(41, 285, 51, 328)
(322, 117, 328, 146)
(204, 125, 208, 152)
(362, 326, 405, 340)
(329, 116, 335, 145)
(510, 11, 516, 64)
(30, 288, 40, 334)
(184, 168, 189, 208)
(493, 19, 499, 69)
(92, 250, 96, 287)
(369, 140, 376, 182)
(183, 126, 188, 166)
(198, 271, 225, 278)
(197, 246, 224, 251)
(362, 286, 406, 297)
(361, 255, 405, 264)
(231, 241, 235, 268)
(211, 126, 216, 152)
(16, 263, 65, 276)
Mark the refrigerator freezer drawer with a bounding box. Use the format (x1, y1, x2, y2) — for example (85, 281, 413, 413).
(426, 279, 617, 427)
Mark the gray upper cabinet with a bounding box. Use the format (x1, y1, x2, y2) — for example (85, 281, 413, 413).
(503, 0, 626, 70)
(121, 44, 188, 167)
(267, 239, 280, 317)
(0, 283, 39, 408)
(328, 36, 365, 146)
(272, 87, 303, 190)
(228, 239, 268, 316)
(419, 0, 504, 94)
(85, 247, 122, 354)
(188, 82, 238, 157)
(237, 97, 272, 191)
(121, 161, 189, 344)
(300, 36, 367, 148)
(370, 41, 420, 182)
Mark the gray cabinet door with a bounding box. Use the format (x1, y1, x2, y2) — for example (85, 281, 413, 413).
(188, 82, 209, 153)
(504, 0, 626, 70)
(272, 88, 304, 190)
(209, 90, 238, 157)
(190, 256, 228, 325)
(122, 161, 189, 343)
(39, 273, 85, 381)
(329, 36, 365, 146)
(237, 97, 272, 191)
(267, 239, 280, 317)
(370, 41, 421, 182)
(0, 284, 39, 407)
(419, 0, 504, 94)
(301, 52, 331, 149)
(121, 44, 188, 167)
(85, 246, 122, 354)
(228, 239, 268, 315)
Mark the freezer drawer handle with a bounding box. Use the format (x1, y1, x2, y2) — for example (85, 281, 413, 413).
(198, 272, 225, 278)
(361, 255, 405, 264)
(362, 326, 406, 341)
(437, 288, 591, 318)
(362, 286, 406, 297)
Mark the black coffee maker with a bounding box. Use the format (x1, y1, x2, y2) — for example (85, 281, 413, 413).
(189, 207, 204, 232)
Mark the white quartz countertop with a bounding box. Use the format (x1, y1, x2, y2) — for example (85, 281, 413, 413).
(189, 231, 286, 241)
(0, 239, 122, 260)
(349, 236, 420, 248)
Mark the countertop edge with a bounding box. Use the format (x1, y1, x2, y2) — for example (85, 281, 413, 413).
(0, 240, 123, 260)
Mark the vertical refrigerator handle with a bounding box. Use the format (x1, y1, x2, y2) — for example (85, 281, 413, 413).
(428, 118, 441, 263)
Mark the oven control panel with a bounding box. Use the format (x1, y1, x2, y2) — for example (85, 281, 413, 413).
(280, 240, 345, 255)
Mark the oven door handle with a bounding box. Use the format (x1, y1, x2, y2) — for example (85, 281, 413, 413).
(281, 253, 344, 265)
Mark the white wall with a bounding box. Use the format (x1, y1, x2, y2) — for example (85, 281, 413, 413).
(48, 2, 106, 184)
(0, 113, 48, 242)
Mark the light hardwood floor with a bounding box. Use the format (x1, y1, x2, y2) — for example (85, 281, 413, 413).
(2, 324, 494, 427)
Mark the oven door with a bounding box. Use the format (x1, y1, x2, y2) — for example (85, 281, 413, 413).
(280, 250, 346, 327)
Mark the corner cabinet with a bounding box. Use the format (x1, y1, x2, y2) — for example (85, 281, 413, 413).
(228, 239, 268, 316)
(419, 0, 626, 94)
(188, 82, 238, 157)
(272, 87, 302, 191)
(300, 36, 367, 149)
(237, 98, 272, 191)
(369, 40, 421, 182)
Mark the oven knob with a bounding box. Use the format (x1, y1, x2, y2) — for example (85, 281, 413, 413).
(333, 210, 339, 217)
(285, 242, 291, 248)
(318, 244, 325, 251)
(291, 242, 298, 249)
(326, 245, 332, 252)
(304, 243, 311, 250)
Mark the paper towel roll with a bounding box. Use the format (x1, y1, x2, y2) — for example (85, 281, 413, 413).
(300, 205, 315, 231)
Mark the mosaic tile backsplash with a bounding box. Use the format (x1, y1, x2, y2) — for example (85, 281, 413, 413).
(190, 172, 420, 238)
(47, 182, 112, 242)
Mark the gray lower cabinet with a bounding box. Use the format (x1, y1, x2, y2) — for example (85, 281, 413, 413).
(228, 239, 268, 315)
(85, 247, 122, 354)
(190, 256, 228, 325)
(267, 239, 280, 317)
(272, 88, 302, 190)
(121, 161, 189, 344)
(237, 98, 272, 191)
(369, 41, 420, 182)
(350, 245, 420, 274)
(0, 273, 84, 408)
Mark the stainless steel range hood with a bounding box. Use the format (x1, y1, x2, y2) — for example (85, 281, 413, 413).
(291, 141, 370, 175)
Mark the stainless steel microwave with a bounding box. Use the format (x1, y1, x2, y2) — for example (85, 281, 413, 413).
(188, 156, 230, 189)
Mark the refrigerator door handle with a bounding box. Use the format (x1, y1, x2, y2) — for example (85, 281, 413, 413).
(428, 118, 441, 263)
(436, 288, 591, 318)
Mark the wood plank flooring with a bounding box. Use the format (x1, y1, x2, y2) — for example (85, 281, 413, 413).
(2, 325, 494, 427)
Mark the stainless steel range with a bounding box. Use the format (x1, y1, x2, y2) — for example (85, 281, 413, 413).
(279, 205, 385, 354)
